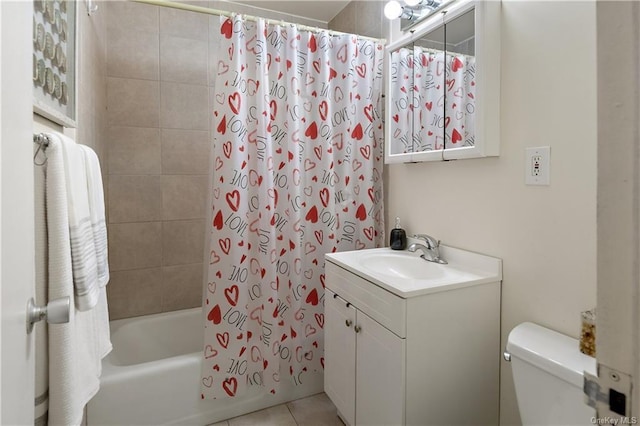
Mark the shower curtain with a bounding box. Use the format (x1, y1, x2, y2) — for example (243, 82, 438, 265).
(201, 16, 385, 399)
(389, 46, 476, 152)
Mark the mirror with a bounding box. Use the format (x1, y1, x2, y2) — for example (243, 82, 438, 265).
(413, 25, 446, 152)
(385, 0, 500, 163)
(444, 9, 475, 150)
(388, 44, 416, 155)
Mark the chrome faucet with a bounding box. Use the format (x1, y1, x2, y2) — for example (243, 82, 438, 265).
(407, 234, 447, 264)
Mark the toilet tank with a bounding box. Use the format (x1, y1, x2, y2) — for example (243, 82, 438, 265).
(507, 322, 597, 426)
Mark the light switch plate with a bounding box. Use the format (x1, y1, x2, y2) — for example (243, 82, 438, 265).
(525, 146, 550, 185)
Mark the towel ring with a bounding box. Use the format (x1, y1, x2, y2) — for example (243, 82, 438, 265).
(33, 133, 50, 166)
(33, 142, 48, 166)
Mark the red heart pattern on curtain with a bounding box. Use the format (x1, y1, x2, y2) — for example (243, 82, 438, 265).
(389, 46, 476, 153)
(201, 16, 385, 399)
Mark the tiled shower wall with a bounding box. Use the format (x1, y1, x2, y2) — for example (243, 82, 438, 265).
(105, 1, 327, 320)
(105, 1, 210, 320)
(77, 2, 107, 163)
(328, 1, 385, 39)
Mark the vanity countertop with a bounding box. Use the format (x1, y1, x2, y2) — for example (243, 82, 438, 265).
(325, 244, 502, 298)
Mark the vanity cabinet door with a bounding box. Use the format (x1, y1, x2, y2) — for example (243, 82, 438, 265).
(324, 290, 357, 426)
(355, 311, 406, 426)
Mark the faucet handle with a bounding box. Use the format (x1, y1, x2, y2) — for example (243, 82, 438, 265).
(413, 234, 439, 248)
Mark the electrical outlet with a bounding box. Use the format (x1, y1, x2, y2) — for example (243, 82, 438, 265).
(531, 155, 542, 176)
(526, 147, 550, 185)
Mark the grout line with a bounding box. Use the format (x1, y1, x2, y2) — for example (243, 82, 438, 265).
(285, 402, 300, 426)
(157, 5, 164, 304)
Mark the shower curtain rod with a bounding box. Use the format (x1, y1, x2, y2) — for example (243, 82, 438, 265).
(130, 0, 385, 43)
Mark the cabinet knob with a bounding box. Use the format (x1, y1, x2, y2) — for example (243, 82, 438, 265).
(354, 325, 362, 333)
(346, 302, 351, 308)
(345, 319, 353, 327)
(333, 293, 338, 299)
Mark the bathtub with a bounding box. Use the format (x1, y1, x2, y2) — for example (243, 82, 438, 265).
(86, 308, 323, 425)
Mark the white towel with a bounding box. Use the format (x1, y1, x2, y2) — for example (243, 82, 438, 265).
(58, 134, 101, 311)
(79, 145, 109, 288)
(79, 145, 112, 360)
(40, 133, 112, 425)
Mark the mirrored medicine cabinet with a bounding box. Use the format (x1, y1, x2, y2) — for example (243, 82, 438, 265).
(385, 0, 501, 163)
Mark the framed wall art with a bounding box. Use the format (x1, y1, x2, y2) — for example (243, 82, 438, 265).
(33, 0, 77, 127)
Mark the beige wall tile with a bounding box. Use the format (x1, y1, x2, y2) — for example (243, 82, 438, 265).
(107, 268, 163, 320)
(109, 175, 162, 223)
(160, 82, 209, 130)
(208, 16, 221, 87)
(108, 126, 161, 175)
(161, 129, 210, 174)
(355, 1, 383, 39)
(159, 6, 209, 41)
(160, 34, 208, 85)
(107, 29, 159, 80)
(328, 2, 356, 34)
(107, 77, 160, 127)
(107, 1, 159, 35)
(109, 222, 162, 271)
(209, 86, 216, 130)
(77, 110, 96, 151)
(77, 3, 107, 162)
(209, 1, 328, 28)
(162, 219, 205, 266)
(161, 263, 203, 312)
(162, 175, 208, 220)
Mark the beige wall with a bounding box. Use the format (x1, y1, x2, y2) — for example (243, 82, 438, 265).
(104, 1, 327, 320)
(332, 1, 597, 425)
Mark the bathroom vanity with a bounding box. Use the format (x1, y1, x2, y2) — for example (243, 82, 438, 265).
(324, 244, 502, 425)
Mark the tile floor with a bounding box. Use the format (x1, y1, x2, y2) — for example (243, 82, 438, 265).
(209, 392, 344, 426)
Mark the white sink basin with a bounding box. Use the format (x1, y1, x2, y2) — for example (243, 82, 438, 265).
(359, 252, 447, 280)
(325, 240, 502, 298)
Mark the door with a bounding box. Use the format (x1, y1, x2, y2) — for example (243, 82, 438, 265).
(355, 311, 405, 426)
(595, 1, 640, 417)
(0, 1, 36, 424)
(324, 289, 357, 426)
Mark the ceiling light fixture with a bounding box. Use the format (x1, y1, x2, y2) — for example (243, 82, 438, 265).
(405, 0, 442, 7)
(384, 0, 444, 21)
(384, 1, 413, 20)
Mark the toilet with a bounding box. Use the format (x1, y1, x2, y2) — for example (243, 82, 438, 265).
(507, 322, 597, 425)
